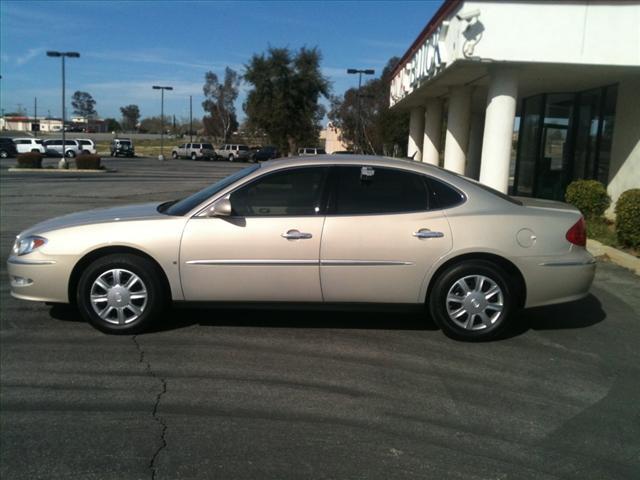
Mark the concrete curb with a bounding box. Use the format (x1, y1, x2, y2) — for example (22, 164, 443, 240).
(587, 239, 640, 275)
(7, 168, 116, 173)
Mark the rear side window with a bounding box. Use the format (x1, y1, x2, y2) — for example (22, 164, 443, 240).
(239, 145, 249, 151)
(332, 166, 429, 215)
(426, 178, 466, 209)
(203, 144, 213, 149)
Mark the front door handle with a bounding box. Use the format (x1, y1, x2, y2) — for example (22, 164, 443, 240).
(281, 229, 313, 240)
(413, 228, 444, 239)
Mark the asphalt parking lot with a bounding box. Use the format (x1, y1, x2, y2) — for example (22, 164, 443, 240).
(1, 156, 639, 480)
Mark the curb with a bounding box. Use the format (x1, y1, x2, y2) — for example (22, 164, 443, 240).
(7, 168, 116, 173)
(587, 239, 640, 275)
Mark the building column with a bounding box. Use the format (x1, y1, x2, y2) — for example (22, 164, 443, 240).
(423, 98, 442, 165)
(465, 111, 485, 179)
(479, 68, 518, 193)
(444, 86, 471, 174)
(407, 106, 425, 161)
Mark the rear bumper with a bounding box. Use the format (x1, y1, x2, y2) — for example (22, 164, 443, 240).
(517, 250, 596, 308)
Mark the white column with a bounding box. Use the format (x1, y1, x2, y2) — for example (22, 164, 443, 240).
(479, 68, 518, 193)
(407, 106, 425, 161)
(465, 111, 484, 179)
(423, 98, 442, 165)
(444, 86, 471, 174)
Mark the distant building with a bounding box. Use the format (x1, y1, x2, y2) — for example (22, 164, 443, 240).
(0, 116, 63, 133)
(391, 0, 640, 208)
(320, 122, 350, 154)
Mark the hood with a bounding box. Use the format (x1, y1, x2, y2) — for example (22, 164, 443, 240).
(514, 196, 581, 214)
(20, 202, 164, 237)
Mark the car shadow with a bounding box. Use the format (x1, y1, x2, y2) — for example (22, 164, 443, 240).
(500, 293, 606, 339)
(48, 294, 606, 339)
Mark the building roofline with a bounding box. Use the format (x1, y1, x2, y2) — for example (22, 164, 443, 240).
(390, 0, 463, 78)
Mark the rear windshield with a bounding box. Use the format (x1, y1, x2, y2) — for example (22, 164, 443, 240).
(119, 141, 131, 146)
(78, 140, 91, 145)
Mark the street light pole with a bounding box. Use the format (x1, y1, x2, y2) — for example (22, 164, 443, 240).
(47, 51, 79, 167)
(152, 85, 173, 160)
(346, 68, 374, 154)
(189, 95, 193, 144)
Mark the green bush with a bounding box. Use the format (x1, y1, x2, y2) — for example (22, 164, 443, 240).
(565, 179, 610, 219)
(615, 189, 640, 249)
(16, 152, 43, 169)
(75, 154, 102, 170)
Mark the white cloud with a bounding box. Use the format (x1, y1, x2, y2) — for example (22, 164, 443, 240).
(16, 47, 45, 66)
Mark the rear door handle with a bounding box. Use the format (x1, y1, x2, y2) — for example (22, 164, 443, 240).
(413, 229, 444, 239)
(281, 229, 313, 240)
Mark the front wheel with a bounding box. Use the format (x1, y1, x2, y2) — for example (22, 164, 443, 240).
(191, 152, 197, 160)
(77, 254, 166, 334)
(429, 260, 514, 341)
(172, 152, 178, 159)
(0, 150, 8, 159)
(66, 150, 76, 158)
(228, 154, 234, 162)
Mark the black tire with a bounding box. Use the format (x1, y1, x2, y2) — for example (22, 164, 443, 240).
(428, 260, 514, 341)
(66, 150, 76, 158)
(172, 152, 178, 159)
(191, 152, 197, 160)
(0, 150, 8, 159)
(76, 254, 166, 334)
(228, 154, 234, 162)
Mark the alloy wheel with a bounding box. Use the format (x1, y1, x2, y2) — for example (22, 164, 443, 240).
(445, 275, 504, 331)
(90, 268, 148, 325)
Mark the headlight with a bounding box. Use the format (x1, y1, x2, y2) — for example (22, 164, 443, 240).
(12, 235, 47, 256)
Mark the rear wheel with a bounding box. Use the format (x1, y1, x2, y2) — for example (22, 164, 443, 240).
(191, 152, 197, 160)
(0, 150, 8, 159)
(77, 254, 166, 334)
(66, 150, 76, 158)
(429, 260, 514, 341)
(228, 154, 234, 162)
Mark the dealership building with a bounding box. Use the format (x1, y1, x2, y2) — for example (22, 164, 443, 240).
(391, 0, 639, 209)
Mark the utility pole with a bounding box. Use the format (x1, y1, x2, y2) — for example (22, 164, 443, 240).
(152, 85, 173, 160)
(189, 95, 193, 143)
(346, 68, 375, 153)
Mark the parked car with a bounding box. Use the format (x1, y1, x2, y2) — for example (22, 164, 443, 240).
(110, 138, 135, 157)
(0, 137, 18, 158)
(12, 138, 46, 154)
(298, 147, 326, 156)
(42, 139, 81, 158)
(250, 145, 280, 162)
(7, 155, 595, 340)
(172, 143, 216, 160)
(76, 139, 97, 155)
(215, 144, 251, 162)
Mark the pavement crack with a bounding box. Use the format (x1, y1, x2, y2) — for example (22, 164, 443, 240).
(132, 335, 168, 480)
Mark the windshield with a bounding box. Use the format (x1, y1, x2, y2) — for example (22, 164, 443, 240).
(163, 164, 261, 216)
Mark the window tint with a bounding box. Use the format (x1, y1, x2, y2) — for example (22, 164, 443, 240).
(426, 178, 466, 209)
(78, 140, 91, 145)
(333, 167, 429, 215)
(15, 140, 29, 144)
(317, 149, 326, 154)
(35, 140, 43, 144)
(202, 144, 213, 149)
(230, 167, 327, 217)
(238, 145, 249, 151)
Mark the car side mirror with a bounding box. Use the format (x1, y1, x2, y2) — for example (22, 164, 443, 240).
(207, 197, 232, 217)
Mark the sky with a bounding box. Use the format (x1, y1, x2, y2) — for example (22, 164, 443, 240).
(0, 0, 443, 123)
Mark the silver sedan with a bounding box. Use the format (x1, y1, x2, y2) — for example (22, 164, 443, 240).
(7, 156, 595, 340)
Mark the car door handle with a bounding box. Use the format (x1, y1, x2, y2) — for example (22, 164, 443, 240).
(281, 229, 313, 240)
(413, 229, 444, 239)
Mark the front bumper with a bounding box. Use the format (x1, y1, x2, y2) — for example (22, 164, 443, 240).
(7, 256, 71, 303)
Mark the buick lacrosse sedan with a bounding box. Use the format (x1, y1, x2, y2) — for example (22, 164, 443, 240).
(8, 156, 595, 340)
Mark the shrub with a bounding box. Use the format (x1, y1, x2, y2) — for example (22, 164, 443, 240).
(615, 189, 640, 249)
(565, 179, 610, 219)
(75, 154, 102, 170)
(16, 152, 43, 169)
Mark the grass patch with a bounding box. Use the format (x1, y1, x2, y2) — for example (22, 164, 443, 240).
(587, 218, 619, 248)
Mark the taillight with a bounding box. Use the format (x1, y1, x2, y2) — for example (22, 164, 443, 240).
(566, 217, 586, 247)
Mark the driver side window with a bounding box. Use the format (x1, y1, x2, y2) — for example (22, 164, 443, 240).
(230, 167, 328, 216)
